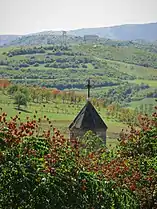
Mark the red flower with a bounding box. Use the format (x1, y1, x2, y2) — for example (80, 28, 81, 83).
(147, 177, 153, 182)
(47, 154, 51, 158)
(81, 185, 87, 191)
(82, 179, 87, 183)
(130, 184, 136, 191)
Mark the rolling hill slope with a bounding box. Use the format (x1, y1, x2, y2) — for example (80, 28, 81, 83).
(1, 22, 157, 46)
(69, 22, 157, 41)
(0, 42, 157, 108)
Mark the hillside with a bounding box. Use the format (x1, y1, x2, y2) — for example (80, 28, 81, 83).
(0, 42, 157, 110)
(69, 22, 157, 41)
(2, 34, 84, 46)
(1, 22, 157, 46)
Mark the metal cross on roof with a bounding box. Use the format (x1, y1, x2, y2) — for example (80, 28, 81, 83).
(86, 79, 91, 100)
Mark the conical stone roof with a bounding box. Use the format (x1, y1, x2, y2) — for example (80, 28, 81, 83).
(69, 101, 107, 130)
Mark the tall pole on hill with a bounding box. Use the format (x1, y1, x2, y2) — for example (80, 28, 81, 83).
(62, 31, 67, 46)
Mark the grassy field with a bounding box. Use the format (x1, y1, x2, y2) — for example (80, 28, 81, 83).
(128, 79, 157, 87)
(115, 62, 157, 79)
(129, 98, 157, 108)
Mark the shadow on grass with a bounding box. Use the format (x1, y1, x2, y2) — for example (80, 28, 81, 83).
(14, 107, 32, 113)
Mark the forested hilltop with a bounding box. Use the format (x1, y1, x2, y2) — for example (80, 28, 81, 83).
(0, 38, 157, 109)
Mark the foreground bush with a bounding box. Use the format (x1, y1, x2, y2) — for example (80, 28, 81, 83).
(0, 108, 156, 209)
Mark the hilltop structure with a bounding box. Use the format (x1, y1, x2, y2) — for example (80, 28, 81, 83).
(84, 35, 99, 43)
(69, 79, 107, 144)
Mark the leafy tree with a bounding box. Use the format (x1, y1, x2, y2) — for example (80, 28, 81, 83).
(19, 86, 30, 100)
(8, 85, 18, 95)
(44, 90, 51, 103)
(80, 131, 106, 154)
(14, 91, 28, 109)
